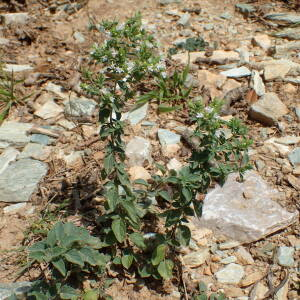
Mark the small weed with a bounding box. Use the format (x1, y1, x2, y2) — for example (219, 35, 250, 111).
(168, 36, 208, 55)
(192, 282, 227, 300)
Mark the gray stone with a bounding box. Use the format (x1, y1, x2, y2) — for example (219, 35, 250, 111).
(3, 202, 27, 214)
(219, 241, 240, 250)
(249, 92, 288, 126)
(73, 31, 85, 43)
(220, 256, 237, 264)
(64, 97, 97, 117)
(0, 147, 19, 175)
(30, 134, 52, 145)
(128, 103, 148, 125)
(19, 143, 51, 161)
(125, 137, 152, 167)
(178, 13, 190, 27)
(204, 23, 214, 30)
(159, 0, 181, 4)
(34, 100, 63, 119)
(158, 129, 181, 146)
(215, 263, 245, 284)
(265, 13, 300, 24)
(0, 281, 32, 299)
(235, 246, 254, 265)
(0, 38, 9, 45)
(220, 12, 232, 20)
(274, 136, 300, 145)
(0, 122, 32, 148)
(142, 121, 156, 127)
(273, 28, 300, 40)
(57, 119, 76, 130)
(220, 66, 251, 78)
(167, 158, 182, 171)
(3, 64, 33, 72)
(255, 159, 266, 171)
(182, 248, 210, 267)
(288, 147, 300, 166)
(276, 246, 295, 267)
(295, 107, 300, 120)
(45, 82, 67, 99)
(1, 12, 30, 25)
(250, 70, 265, 97)
(57, 150, 84, 167)
(0, 159, 48, 202)
(194, 171, 298, 243)
(236, 47, 250, 63)
(235, 3, 256, 14)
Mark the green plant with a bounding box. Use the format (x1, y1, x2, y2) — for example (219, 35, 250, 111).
(137, 62, 192, 113)
(26, 222, 110, 299)
(192, 282, 227, 300)
(168, 36, 208, 55)
(0, 61, 30, 121)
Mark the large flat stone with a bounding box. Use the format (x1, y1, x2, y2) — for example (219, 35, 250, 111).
(125, 137, 152, 167)
(249, 92, 288, 125)
(0, 159, 48, 203)
(64, 97, 97, 117)
(0, 122, 33, 148)
(0, 147, 19, 175)
(195, 171, 298, 243)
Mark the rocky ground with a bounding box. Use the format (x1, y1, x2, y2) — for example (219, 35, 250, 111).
(0, 0, 299, 299)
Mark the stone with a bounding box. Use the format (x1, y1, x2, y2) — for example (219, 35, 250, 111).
(274, 136, 300, 145)
(236, 46, 250, 63)
(287, 174, 300, 190)
(57, 119, 76, 130)
(215, 263, 244, 284)
(235, 3, 255, 14)
(195, 171, 298, 243)
(57, 150, 84, 167)
(252, 34, 272, 51)
(128, 103, 148, 125)
(0, 281, 32, 299)
(250, 70, 265, 97)
(273, 28, 300, 40)
(19, 143, 51, 161)
(159, 0, 181, 4)
(219, 240, 240, 250)
(240, 271, 264, 287)
(73, 31, 85, 43)
(275, 279, 289, 300)
(0, 38, 9, 45)
(167, 158, 182, 171)
(197, 70, 226, 98)
(264, 63, 291, 81)
(222, 79, 241, 94)
(288, 147, 300, 166)
(295, 106, 300, 120)
(125, 137, 152, 167)
(203, 23, 214, 30)
(177, 13, 190, 27)
(129, 166, 151, 181)
(45, 82, 67, 99)
(249, 92, 288, 126)
(283, 83, 297, 94)
(1, 12, 30, 25)
(172, 52, 205, 65)
(182, 248, 210, 267)
(220, 66, 251, 78)
(4, 64, 33, 73)
(223, 286, 244, 298)
(0, 121, 33, 148)
(34, 99, 63, 119)
(275, 41, 300, 57)
(30, 134, 52, 145)
(0, 159, 48, 203)
(3, 202, 27, 214)
(264, 138, 290, 156)
(220, 256, 237, 264)
(265, 13, 300, 25)
(276, 246, 295, 267)
(64, 97, 97, 117)
(0, 147, 20, 175)
(255, 282, 269, 300)
(236, 247, 254, 265)
(158, 129, 181, 146)
(220, 12, 232, 20)
(198, 50, 240, 65)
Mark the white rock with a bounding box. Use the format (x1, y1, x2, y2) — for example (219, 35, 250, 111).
(182, 248, 210, 267)
(57, 150, 84, 167)
(220, 66, 251, 78)
(34, 100, 63, 119)
(4, 64, 33, 72)
(3, 203, 27, 214)
(215, 263, 244, 284)
(172, 52, 205, 65)
(44, 82, 67, 99)
(235, 246, 254, 265)
(220, 256, 237, 264)
(158, 129, 181, 146)
(129, 166, 151, 181)
(167, 158, 182, 171)
(1, 13, 30, 25)
(252, 34, 272, 51)
(195, 171, 298, 243)
(250, 70, 265, 97)
(264, 138, 290, 156)
(19, 143, 51, 161)
(219, 240, 241, 250)
(125, 137, 152, 167)
(128, 103, 148, 125)
(0, 147, 20, 175)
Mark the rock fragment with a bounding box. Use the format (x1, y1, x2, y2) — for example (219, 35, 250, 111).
(125, 137, 152, 167)
(215, 263, 244, 284)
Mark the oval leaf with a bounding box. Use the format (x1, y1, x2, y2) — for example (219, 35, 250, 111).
(112, 219, 126, 243)
(129, 232, 146, 249)
(176, 225, 191, 246)
(121, 254, 134, 269)
(151, 244, 166, 266)
(157, 260, 174, 279)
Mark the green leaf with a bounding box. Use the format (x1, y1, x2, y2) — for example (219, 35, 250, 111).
(138, 264, 153, 278)
(158, 104, 180, 113)
(176, 225, 191, 246)
(158, 190, 171, 201)
(121, 253, 134, 269)
(165, 209, 181, 227)
(106, 187, 119, 211)
(157, 260, 174, 279)
(151, 244, 166, 266)
(46, 227, 57, 247)
(113, 256, 122, 264)
(104, 153, 115, 174)
(52, 258, 67, 277)
(129, 232, 146, 249)
(182, 187, 192, 202)
(94, 253, 110, 267)
(121, 201, 139, 225)
(198, 281, 207, 293)
(111, 219, 126, 243)
(79, 247, 98, 266)
(133, 179, 149, 186)
(54, 222, 65, 244)
(155, 163, 166, 174)
(59, 285, 79, 299)
(195, 294, 208, 300)
(64, 249, 84, 267)
(83, 289, 99, 300)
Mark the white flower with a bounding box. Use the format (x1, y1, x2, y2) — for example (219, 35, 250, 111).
(161, 71, 167, 78)
(196, 112, 204, 118)
(205, 106, 213, 113)
(116, 23, 125, 31)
